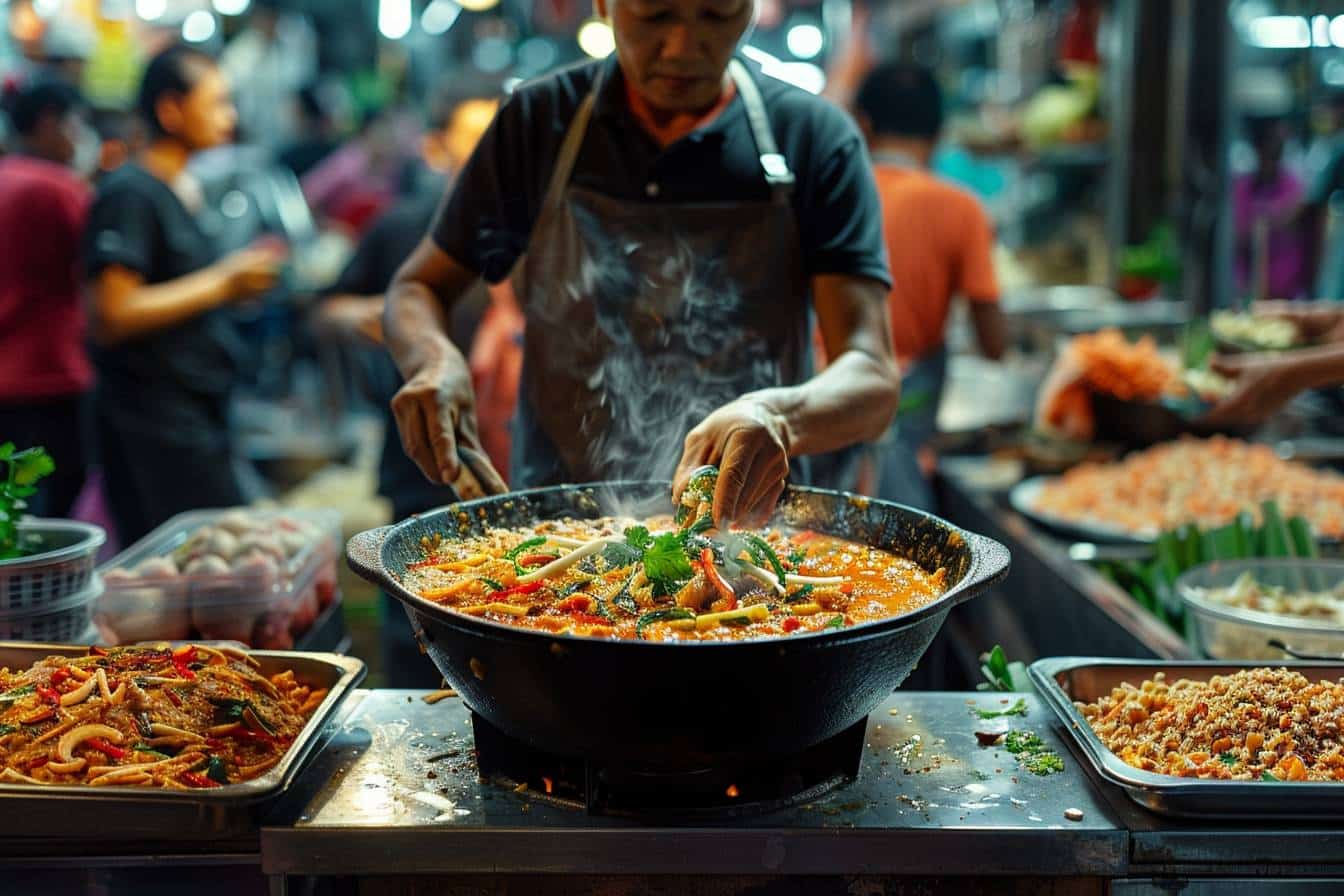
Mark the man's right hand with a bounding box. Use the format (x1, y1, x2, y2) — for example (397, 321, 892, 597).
(390, 359, 508, 499)
(220, 245, 286, 300)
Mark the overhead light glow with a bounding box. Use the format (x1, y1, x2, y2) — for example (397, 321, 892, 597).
(785, 23, 824, 60)
(1325, 59, 1344, 87)
(1331, 15, 1344, 48)
(458, 0, 499, 10)
(421, 0, 460, 35)
(213, 0, 251, 16)
(134, 0, 166, 21)
(518, 36, 559, 72)
(182, 9, 217, 42)
(578, 18, 615, 58)
(378, 0, 412, 40)
(33, 0, 62, 19)
(1247, 15, 1310, 48)
(472, 36, 513, 73)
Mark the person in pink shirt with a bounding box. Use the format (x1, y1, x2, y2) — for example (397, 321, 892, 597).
(1234, 117, 1310, 301)
(0, 79, 94, 516)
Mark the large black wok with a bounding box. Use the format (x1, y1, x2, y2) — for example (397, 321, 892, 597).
(347, 482, 1010, 766)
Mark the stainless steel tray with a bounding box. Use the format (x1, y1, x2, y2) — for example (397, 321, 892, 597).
(1030, 657, 1344, 819)
(0, 642, 365, 840)
(1008, 476, 1155, 545)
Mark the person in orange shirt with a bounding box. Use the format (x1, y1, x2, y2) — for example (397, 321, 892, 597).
(854, 63, 1005, 508)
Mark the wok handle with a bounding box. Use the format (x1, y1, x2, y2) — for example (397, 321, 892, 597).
(957, 530, 1012, 594)
(346, 525, 395, 589)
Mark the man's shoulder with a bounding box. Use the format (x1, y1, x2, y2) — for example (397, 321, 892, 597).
(753, 69, 859, 144)
(500, 59, 604, 126)
(0, 157, 86, 198)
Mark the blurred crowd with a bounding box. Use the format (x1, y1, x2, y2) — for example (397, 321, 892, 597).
(0, 4, 521, 554)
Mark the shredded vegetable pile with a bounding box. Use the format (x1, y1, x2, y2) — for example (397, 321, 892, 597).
(1034, 437, 1344, 538)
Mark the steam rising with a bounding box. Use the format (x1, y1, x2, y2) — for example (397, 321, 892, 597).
(527, 212, 782, 517)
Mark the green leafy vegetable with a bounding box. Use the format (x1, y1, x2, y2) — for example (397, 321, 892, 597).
(1023, 752, 1064, 775)
(745, 534, 787, 583)
(1003, 729, 1063, 776)
(505, 536, 548, 575)
(1219, 752, 1238, 767)
(1261, 770, 1281, 782)
(0, 724, 17, 736)
(785, 584, 814, 603)
(132, 743, 171, 760)
(479, 577, 505, 592)
(787, 548, 807, 567)
(0, 444, 54, 560)
(635, 607, 694, 638)
(203, 755, 230, 785)
(824, 615, 845, 630)
(978, 645, 1030, 693)
(1004, 730, 1045, 755)
(643, 533, 695, 597)
(973, 698, 1028, 720)
(0, 684, 35, 704)
(624, 526, 652, 551)
(600, 543, 642, 569)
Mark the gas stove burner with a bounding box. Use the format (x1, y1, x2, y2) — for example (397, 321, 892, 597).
(471, 712, 867, 818)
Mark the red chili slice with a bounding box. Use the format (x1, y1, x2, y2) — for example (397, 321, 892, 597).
(164, 688, 183, 707)
(494, 581, 545, 600)
(50, 668, 71, 687)
(35, 685, 60, 705)
(179, 771, 222, 789)
(88, 737, 128, 759)
(518, 554, 559, 568)
(782, 617, 802, 633)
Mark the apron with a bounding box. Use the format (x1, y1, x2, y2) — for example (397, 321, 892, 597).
(507, 59, 813, 488)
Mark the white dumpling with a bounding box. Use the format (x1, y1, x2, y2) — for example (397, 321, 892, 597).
(135, 556, 179, 578)
(216, 510, 255, 535)
(184, 555, 232, 576)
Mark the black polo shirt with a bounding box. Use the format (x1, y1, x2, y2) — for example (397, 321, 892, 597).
(432, 55, 891, 289)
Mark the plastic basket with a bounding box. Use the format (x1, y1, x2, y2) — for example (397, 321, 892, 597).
(0, 577, 100, 643)
(0, 520, 106, 614)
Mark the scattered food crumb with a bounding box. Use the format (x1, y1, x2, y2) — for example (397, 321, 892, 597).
(889, 708, 900, 716)
(426, 771, 437, 780)
(1065, 808, 1084, 822)
(513, 782, 529, 794)
(423, 689, 458, 704)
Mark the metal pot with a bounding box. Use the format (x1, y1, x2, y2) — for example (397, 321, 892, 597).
(347, 482, 1010, 766)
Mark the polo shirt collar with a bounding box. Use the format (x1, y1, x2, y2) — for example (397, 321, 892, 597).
(590, 54, 738, 147)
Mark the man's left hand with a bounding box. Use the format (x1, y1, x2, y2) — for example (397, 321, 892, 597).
(674, 397, 792, 529)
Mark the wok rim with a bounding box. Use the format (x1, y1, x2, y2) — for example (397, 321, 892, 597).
(366, 481, 1010, 651)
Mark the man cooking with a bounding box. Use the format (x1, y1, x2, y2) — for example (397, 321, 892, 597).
(386, 0, 900, 526)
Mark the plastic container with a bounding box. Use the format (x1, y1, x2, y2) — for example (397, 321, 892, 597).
(1178, 559, 1344, 661)
(95, 508, 341, 648)
(0, 520, 106, 613)
(0, 576, 100, 643)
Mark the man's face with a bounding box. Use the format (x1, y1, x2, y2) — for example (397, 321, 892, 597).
(598, 0, 754, 114)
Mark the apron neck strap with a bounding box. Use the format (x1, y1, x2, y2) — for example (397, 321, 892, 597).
(729, 58, 794, 201)
(540, 80, 599, 216)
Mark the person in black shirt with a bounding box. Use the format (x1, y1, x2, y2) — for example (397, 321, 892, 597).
(83, 45, 286, 543)
(386, 0, 900, 527)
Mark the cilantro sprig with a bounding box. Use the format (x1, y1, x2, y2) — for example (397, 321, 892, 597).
(0, 443, 55, 560)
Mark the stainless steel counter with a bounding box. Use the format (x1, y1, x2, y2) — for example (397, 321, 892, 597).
(261, 689, 1126, 879)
